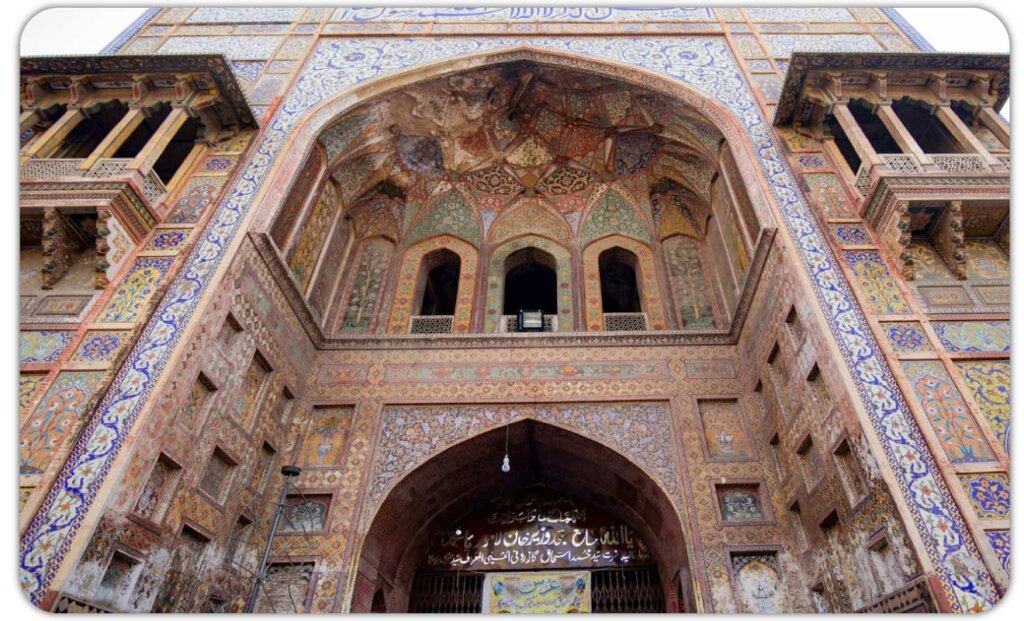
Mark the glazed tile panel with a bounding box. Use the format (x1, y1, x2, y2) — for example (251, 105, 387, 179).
(955, 361, 1010, 455)
(19, 35, 998, 612)
(933, 321, 1010, 353)
(19, 331, 73, 364)
(901, 361, 996, 465)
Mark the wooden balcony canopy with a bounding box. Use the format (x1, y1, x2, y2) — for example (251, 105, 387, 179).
(774, 52, 1009, 128)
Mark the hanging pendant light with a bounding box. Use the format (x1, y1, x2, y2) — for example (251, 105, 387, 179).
(501, 424, 511, 472)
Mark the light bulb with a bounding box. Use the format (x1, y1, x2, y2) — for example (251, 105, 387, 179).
(501, 454, 511, 472)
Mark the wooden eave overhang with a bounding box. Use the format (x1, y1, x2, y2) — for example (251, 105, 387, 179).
(21, 54, 259, 130)
(774, 52, 1009, 126)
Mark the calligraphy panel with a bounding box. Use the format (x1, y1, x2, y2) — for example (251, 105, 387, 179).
(422, 486, 650, 571)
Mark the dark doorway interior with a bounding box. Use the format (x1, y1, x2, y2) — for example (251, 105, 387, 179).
(503, 247, 557, 315)
(599, 247, 641, 313)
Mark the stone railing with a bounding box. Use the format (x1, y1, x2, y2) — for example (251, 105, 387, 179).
(85, 157, 132, 178)
(854, 163, 873, 197)
(140, 169, 169, 205)
(499, 314, 558, 333)
(603, 312, 648, 331)
(410, 315, 454, 334)
(20, 158, 86, 179)
(880, 153, 922, 174)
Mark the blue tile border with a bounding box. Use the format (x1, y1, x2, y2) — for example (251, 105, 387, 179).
(99, 7, 160, 54)
(882, 8, 937, 52)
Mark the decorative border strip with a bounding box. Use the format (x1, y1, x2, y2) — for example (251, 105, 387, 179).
(882, 8, 937, 52)
(19, 36, 996, 612)
(98, 7, 160, 54)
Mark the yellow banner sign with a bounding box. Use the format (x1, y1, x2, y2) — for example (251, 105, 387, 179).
(483, 571, 591, 613)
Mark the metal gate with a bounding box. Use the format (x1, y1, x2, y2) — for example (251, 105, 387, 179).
(408, 566, 664, 613)
(409, 573, 485, 614)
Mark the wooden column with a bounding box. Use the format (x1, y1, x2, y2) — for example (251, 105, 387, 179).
(933, 105, 1002, 166)
(19, 109, 41, 135)
(78, 106, 146, 171)
(976, 106, 1010, 149)
(831, 102, 883, 167)
(128, 105, 188, 174)
(20, 107, 84, 163)
(874, 104, 936, 170)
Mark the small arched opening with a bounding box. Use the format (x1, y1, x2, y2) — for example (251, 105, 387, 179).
(416, 248, 461, 316)
(598, 247, 642, 313)
(502, 246, 558, 316)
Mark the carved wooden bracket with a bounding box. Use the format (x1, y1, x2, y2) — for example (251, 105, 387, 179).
(932, 200, 967, 280)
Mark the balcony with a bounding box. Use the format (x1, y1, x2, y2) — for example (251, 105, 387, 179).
(21, 157, 168, 207)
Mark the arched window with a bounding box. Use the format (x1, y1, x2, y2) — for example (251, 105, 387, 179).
(598, 247, 642, 313)
(416, 249, 461, 316)
(502, 247, 557, 315)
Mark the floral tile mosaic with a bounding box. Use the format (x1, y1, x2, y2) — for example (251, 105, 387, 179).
(880, 322, 932, 353)
(19, 331, 73, 364)
(960, 473, 1010, 520)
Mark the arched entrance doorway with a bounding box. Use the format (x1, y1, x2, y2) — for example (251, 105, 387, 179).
(352, 420, 693, 613)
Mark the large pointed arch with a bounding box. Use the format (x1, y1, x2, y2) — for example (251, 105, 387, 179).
(250, 46, 775, 241)
(350, 406, 696, 613)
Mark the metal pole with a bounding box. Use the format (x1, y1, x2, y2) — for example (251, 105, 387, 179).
(243, 465, 302, 613)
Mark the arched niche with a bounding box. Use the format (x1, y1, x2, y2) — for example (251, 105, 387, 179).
(252, 48, 774, 336)
(334, 235, 395, 333)
(351, 418, 695, 614)
(417, 248, 462, 316)
(387, 235, 478, 334)
(582, 235, 666, 331)
(483, 235, 573, 332)
(661, 234, 718, 329)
